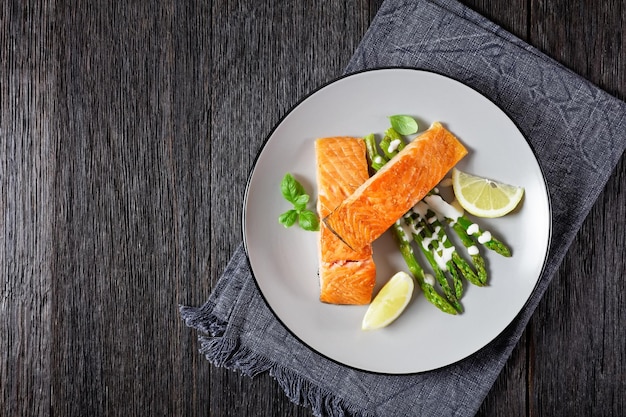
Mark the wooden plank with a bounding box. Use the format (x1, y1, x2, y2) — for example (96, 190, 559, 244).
(0, 1, 56, 416)
(49, 1, 213, 415)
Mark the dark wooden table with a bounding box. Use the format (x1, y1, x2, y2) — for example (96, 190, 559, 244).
(2, 1, 624, 416)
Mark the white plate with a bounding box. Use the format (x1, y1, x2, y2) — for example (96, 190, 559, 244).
(243, 68, 551, 374)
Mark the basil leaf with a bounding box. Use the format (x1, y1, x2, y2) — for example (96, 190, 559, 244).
(279, 172, 319, 232)
(280, 173, 304, 204)
(278, 209, 298, 228)
(298, 210, 320, 231)
(388, 115, 418, 135)
(292, 194, 309, 211)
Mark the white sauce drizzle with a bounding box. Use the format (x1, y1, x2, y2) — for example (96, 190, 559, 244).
(412, 201, 429, 219)
(373, 156, 383, 164)
(433, 245, 454, 271)
(423, 273, 436, 286)
(467, 245, 479, 256)
(387, 139, 401, 153)
(421, 235, 434, 251)
(467, 223, 479, 235)
(424, 194, 464, 222)
(410, 223, 423, 236)
(478, 231, 492, 244)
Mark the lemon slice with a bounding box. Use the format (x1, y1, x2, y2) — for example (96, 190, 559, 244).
(361, 271, 414, 330)
(452, 168, 524, 218)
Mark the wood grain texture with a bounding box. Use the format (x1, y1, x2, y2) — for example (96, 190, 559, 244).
(50, 1, 214, 415)
(1, 0, 624, 416)
(1, 2, 56, 416)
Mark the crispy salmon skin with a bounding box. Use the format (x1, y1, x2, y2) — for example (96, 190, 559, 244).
(323, 122, 468, 250)
(315, 137, 376, 305)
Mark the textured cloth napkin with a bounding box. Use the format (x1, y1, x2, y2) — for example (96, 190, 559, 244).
(181, 0, 626, 415)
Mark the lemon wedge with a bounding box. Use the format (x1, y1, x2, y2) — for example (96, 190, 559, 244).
(361, 271, 414, 330)
(452, 168, 524, 218)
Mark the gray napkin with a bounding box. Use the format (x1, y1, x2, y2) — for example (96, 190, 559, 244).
(180, 0, 626, 415)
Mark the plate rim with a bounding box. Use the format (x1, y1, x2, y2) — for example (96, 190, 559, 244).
(241, 66, 553, 375)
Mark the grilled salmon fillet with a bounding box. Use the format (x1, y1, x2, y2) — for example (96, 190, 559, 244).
(316, 137, 376, 305)
(323, 122, 468, 250)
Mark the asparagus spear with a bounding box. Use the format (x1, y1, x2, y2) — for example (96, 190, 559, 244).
(404, 213, 463, 312)
(421, 193, 487, 286)
(449, 220, 489, 285)
(455, 216, 511, 257)
(380, 127, 406, 159)
(391, 221, 458, 315)
(364, 133, 387, 171)
(411, 203, 483, 290)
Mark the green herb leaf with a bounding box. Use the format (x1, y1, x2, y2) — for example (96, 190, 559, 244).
(298, 210, 320, 231)
(280, 173, 304, 204)
(388, 115, 418, 135)
(292, 194, 310, 211)
(278, 209, 298, 228)
(279, 173, 320, 231)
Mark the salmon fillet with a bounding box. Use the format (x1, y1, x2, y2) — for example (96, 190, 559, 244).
(323, 122, 468, 250)
(316, 137, 376, 305)
(318, 259, 376, 305)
